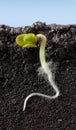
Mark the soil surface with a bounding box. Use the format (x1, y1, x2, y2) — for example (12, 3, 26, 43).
(0, 22, 76, 130)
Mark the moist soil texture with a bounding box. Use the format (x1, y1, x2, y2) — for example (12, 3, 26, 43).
(0, 22, 76, 130)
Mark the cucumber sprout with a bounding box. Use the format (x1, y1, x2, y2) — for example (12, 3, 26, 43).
(16, 33, 60, 111)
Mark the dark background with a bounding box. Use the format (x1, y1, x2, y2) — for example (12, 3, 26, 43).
(0, 22, 76, 130)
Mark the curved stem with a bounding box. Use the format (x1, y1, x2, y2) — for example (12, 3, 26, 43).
(23, 34, 60, 111)
(37, 34, 47, 69)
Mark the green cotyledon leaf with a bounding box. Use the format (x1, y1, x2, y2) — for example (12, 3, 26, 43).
(16, 33, 38, 48)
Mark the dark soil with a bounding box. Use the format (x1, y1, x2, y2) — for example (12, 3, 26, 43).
(0, 22, 76, 130)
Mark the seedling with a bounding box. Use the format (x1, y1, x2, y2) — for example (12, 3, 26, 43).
(16, 33, 60, 111)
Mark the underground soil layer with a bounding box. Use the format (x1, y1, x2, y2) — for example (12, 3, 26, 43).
(0, 22, 76, 130)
